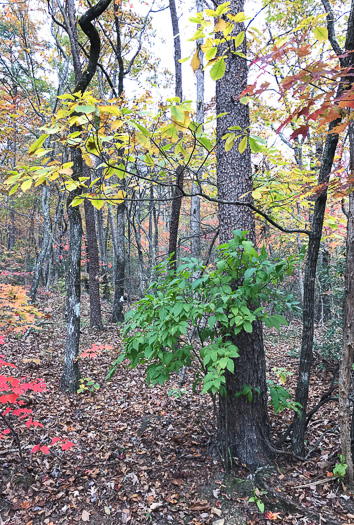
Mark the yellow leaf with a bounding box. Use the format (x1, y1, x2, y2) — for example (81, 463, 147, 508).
(21, 179, 33, 192)
(91, 198, 105, 210)
(99, 105, 121, 117)
(191, 50, 201, 72)
(111, 120, 123, 131)
(111, 190, 126, 204)
(214, 18, 228, 32)
(239, 136, 247, 153)
(313, 26, 328, 41)
(201, 38, 213, 53)
(252, 188, 262, 200)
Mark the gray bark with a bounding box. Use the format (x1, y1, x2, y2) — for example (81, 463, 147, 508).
(339, 123, 354, 484)
(215, 0, 271, 468)
(112, 203, 125, 323)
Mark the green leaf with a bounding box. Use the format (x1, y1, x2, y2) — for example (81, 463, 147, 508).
(171, 105, 185, 123)
(234, 31, 245, 48)
(238, 136, 247, 153)
(313, 26, 328, 41)
(75, 104, 96, 114)
(210, 58, 226, 81)
(91, 198, 105, 210)
(257, 500, 265, 513)
(29, 134, 49, 155)
(205, 47, 217, 61)
(240, 96, 250, 105)
(9, 183, 19, 196)
(71, 196, 85, 207)
(215, 2, 230, 16)
(198, 136, 213, 151)
(249, 137, 263, 153)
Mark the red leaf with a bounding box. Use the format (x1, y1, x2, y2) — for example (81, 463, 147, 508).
(289, 125, 308, 140)
(62, 441, 75, 451)
(40, 445, 50, 455)
(31, 444, 40, 453)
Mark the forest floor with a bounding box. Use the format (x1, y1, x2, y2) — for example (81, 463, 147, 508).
(0, 288, 354, 525)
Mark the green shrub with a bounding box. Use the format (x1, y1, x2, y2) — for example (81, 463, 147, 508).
(107, 231, 299, 400)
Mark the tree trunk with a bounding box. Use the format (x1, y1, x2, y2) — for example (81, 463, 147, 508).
(168, 165, 185, 271)
(112, 203, 125, 323)
(190, 0, 204, 261)
(84, 175, 103, 329)
(29, 185, 51, 302)
(59, 0, 113, 393)
(292, 8, 354, 452)
(169, 0, 182, 101)
(60, 163, 82, 393)
(292, 125, 340, 456)
(339, 121, 354, 484)
(215, 0, 271, 468)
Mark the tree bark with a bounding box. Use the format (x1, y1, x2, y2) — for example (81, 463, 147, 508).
(190, 0, 204, 261)
(29, 185, 51, 302)
(215, 0, 271, 468)
(112, 203, 125, 323)
(59, 0, 113, 392)
(339, 122, 354, 484)
(292, 0, 354, 456)
(168, 165, 185, 271)
(83, 172, 103, 329)
(169, 0, 182, 101)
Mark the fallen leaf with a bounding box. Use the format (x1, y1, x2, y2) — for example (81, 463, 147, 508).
(82, 509, 90, 522)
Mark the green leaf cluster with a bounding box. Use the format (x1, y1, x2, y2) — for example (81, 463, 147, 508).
(107, 231, 298, 398)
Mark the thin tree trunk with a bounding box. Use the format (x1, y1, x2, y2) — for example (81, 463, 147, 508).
(168, 165, 185, 271)
(190, 0, 204, 261)
(29, 186, 51, 302)
(292, 0, 354, 455)
(169, 0, 182, 101)
(96, 207, 110, 300)
(60, 170, 82, 392)
(112, 203, 125, 323)
(339, 121, 354, 484)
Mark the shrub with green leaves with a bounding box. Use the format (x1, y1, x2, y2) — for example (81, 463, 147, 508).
(107, 231, 298, 400)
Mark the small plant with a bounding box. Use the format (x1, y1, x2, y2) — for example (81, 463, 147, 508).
(272, 367, 293, 384)
(267, 380, 302, 414)
(249, 488, 267, 513)
(168, 389, 187, 398)
(77, 377, 100, 394)
(333, 454, 348, 479)
(107, 231, 298, 402)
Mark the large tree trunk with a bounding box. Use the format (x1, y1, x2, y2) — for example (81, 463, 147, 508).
(60, 159, 82, 393)
(59, 0, 113, 393)
(215, 0, 271, 468)
(83, 173, 103, 329)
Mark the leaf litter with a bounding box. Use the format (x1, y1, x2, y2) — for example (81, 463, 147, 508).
(0, 291, 353, 524)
